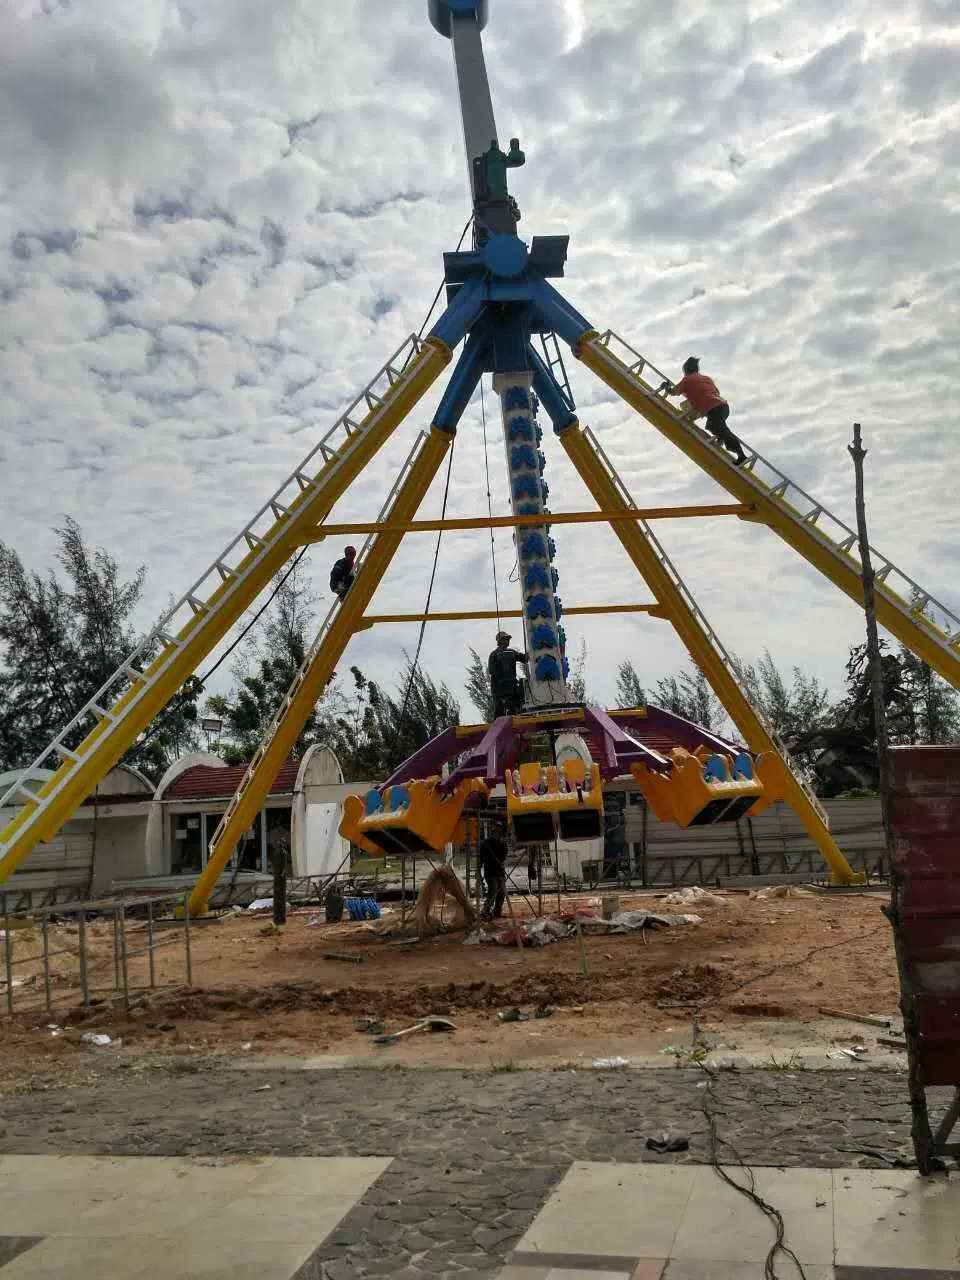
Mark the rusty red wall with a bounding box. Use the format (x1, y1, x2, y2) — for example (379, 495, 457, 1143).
(890, 745, 960, 1086)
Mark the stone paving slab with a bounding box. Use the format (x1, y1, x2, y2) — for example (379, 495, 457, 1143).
(0, 1066, 951, 1278)
(0, 1156, 387, 1278)
(496, 1163, 960, 1278)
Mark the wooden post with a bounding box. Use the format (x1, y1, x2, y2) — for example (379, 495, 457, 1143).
(849, 422, 937, 1170)
(271, 832, 289, 927)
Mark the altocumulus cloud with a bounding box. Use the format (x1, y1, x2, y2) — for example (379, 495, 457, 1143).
(1, 0, 959, 719)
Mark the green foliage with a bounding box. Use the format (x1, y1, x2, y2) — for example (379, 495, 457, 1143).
(567, 639, 588, 703)
(353, 658, 460, 779)
(204, 564, 352, 767)
(732, 648, 832, 769)
(465, 646, 495, 722)
(653, 667, 726, 734)
(0, 519, 201, 781)
(615, 659, 646, 709)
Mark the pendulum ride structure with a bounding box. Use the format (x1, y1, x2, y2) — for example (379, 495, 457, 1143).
(2, 0, 960, 914)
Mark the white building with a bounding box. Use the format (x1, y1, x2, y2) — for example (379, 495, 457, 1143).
(0, 745, 358, 909)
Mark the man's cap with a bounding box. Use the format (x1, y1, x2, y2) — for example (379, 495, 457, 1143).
(496, 630, 511, 642)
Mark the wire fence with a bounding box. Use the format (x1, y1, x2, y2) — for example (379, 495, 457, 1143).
(1, 891, 194, 1018)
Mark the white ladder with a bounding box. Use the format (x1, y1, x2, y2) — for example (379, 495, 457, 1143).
(582, 422, 831, 828)
(0, 334, 444, 865)
(581, 330, 960, 688)
(205, 432, 433, 860)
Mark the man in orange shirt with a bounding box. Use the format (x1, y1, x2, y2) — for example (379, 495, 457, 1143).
(659, 357, 747, 465)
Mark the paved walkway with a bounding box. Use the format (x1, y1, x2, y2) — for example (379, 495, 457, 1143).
(499, 1162, 960, 1278)
(0, 1064, 956, 1277)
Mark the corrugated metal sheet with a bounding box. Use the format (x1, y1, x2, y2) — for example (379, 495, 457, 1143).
(0, 815, 93, 903)
(165, 759, 300, 801)
(620, 791, 886, 884)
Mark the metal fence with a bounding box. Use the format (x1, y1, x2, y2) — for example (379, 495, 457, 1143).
(1, 892, 194, 1017)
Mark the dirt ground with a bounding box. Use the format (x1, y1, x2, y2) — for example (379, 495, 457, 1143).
(0, 886, 903, 1084)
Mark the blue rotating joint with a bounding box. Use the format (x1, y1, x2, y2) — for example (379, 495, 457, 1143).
(429, 0, 489, 36)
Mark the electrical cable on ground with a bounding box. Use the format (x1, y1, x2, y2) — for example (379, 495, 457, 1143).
(684, 920, 889, 1280)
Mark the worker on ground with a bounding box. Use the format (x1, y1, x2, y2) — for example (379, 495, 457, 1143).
(488, 631, 529, 718)
(659, 358, 747, 465)
(329, 546, 357, 601)
(478, 826, 508, 921)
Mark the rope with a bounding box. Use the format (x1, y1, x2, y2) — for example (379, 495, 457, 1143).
(198, 211, 472, 696)
(197, 548, 308, 687)
(480, 377, 502, 630)
(417, 215, 473, 339)
(394, 437, 458, 734)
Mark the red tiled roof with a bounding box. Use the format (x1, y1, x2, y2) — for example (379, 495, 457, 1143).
(164, 759, 301, 801)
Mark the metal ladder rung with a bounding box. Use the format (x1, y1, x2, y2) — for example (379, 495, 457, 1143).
(187, 595, 208, 615)
(270, 502, 289, 520)
(837, 535, 857, 555)
(244, 532, 264, 551)
(89, 703, 111, 721)
(770, 480, 789, 498)
(216, 562, 237, 582)
(803, 507, 823, 525)
(56, 745, 79, 763)
(876, 564, 892, 582)
(294, 472, 314, 491)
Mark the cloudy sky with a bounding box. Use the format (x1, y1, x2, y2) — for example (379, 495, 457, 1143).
(2, 0, 959, 729)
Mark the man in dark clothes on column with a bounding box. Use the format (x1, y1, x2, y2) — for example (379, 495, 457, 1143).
(477, 826, 508, 921)
(330, 545, 357, 601)
(488, 631, 529, 718)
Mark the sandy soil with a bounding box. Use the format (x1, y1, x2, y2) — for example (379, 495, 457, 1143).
(0, 887, 902, 1082)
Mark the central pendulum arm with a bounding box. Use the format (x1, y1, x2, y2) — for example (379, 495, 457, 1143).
(430, 0, 522, 236)
(494, 371, 569, 704)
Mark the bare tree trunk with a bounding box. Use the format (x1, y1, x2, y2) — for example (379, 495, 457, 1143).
(271, 839, 288, 927)
(849, 423, 936, 1171)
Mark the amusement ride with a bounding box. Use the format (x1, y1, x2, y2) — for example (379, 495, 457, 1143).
(2, 0, 960, 914)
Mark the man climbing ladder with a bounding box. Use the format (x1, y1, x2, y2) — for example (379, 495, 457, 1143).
(659, 357, 747, 465)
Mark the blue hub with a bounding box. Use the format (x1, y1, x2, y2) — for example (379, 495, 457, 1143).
(428, 0, 489, 37)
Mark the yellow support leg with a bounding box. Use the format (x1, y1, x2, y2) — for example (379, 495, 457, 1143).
(576, 332, 960, 690)
(187, 427, 454, 916)
(0, 337, 450, 887)
(559, 422, 860, 886)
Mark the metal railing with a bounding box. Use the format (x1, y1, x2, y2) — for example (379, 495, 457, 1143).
(1, 891, 194, 1017)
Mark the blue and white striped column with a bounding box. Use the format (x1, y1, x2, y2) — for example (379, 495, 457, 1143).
(493, 371, 569, 707)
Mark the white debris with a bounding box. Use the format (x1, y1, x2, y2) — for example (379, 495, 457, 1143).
(81, 1032, 112, 1046)
(663, 886, 727, 907)
(245, 898, 274, 912)
(592, 1056, 630, 1069)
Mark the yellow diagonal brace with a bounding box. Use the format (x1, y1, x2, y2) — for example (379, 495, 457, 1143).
(294, 503, 751, 542)
(560, 423, 859, 886)
(355, 603, 662, 628)
(0, 338, 451, 888)
(576, 333, 960, 690)
(187, 427, 454, 916)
